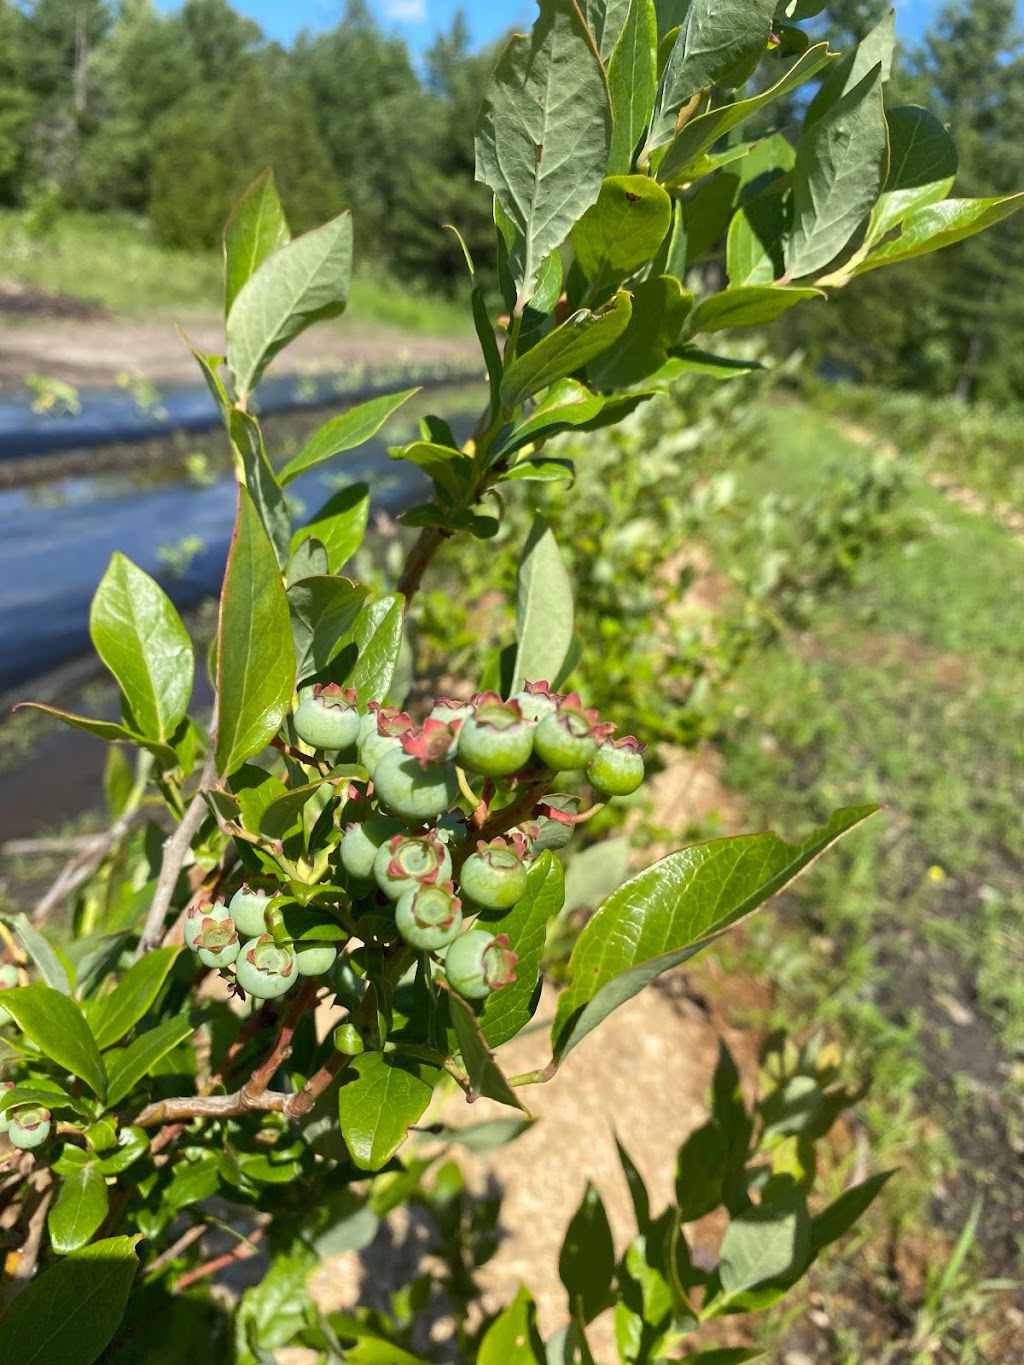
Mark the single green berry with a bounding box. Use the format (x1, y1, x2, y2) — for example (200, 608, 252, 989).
(510, 680, 561, 724)
(533, 693, 612, 771)
(340, 812, 403, 882)
(184, 897, 231, 951)
(458, 693, 534, 777)
(458, 838, 528, 910)
(587, 737, 647, 796)
(0, 1081, 14, 1133)
(395, 881, 463, 951)
(372, 748, 459, 823)
(374, 832, 452, 901)
(334, 1022, 365, 1055)
(428, 698, 474, 727)
(294, 940, 339, 977)
(228, 884, 274, 939)
(194, 916, 241, 970)
(444, 930, 517, 1001)
(234, 935, 298, 1000)
(0, 963, 19, 1027)
(9, 1105, 51, 1150)
(294, 684, 361, 751)
(358, 706, 412, 772)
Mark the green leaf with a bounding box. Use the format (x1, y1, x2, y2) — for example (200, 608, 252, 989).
(854, 192, 1024, 275)
(89, 554, 193, 744)
(718, 1195, 811, 1297)
(165, 1150, 221, 1212)
(883, 105, 957, 194)
(48, 1165, 109, 1255)
(688, 285, 820, 334)
(785, 66, 888, 280)
(8, 913, 72, 994)
(11, 704, 181, 772)
(345, 1344, 433, 1365)
(513, 517, 574, 692)
(227, 210, 352, 401)
(279, 388, 419, 486)
(342, 594, 405, 707)
(726, 182, 792, 287)
(648, 0, 774, 153)
(259, 782, 327, 841)
(574, 177, 672, 281)
(649, 347, 764, 382)
(559, 1182, 615, 1323)
(234, 1248, 316, 1365)
(658, 43, 834, 185)
(0, 1236, 139, 1365)
(391, 440, 474, 506)
(0, 1083, 81, 1115)
(224, 170, 291, 319)
(616, 1138, 651, 1233)
(583, 0, 631, 60)
(448, 990, 527, 1111)
(88, 947, 180, 1051)
(216, 487, 296, 777)
(480, 853, 565, 1048)
(293, 483, 370, 574)
(501, 292, 632, 409)
(228, 409, 292, 569)
(0, 985, 106, 1100)
(551, 807, 877, 1062)
(591, 275, 693, 386)
(607, 0, 657, 175)
(105, 1013, 195, 1107)
(491, 379, 605, 460)
(810, 1171, 894, 1255)
(97, 1126, 149, 1176)
(337, 1052, 434, 1171)
(475, 0, 611, 303)
(805, 8, 894, 127)
(287, 576, 370, 685)
(479, 1285, 546, 1364)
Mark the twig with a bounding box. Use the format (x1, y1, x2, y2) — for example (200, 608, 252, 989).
(287, 1047, 352, 1118)
(136, 743, 219, 959)
(0, 1174, 52, 1312)
(396, 525, 448, 607)
(1, 835, 108, 857)
(135, 1089, 290, 1127)
(174, 1227, 265, 1291)
(144, 1222, 206, 1280)
(30, 812, 135, 926)
(245, 978, 319, 1095)
(452, 779, 550, 874)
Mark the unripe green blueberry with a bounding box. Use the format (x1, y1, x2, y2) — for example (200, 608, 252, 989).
(533, 693, 609, 771)
(587, 737, 646, 796)
(294, 684, 360, 751)
(184, 897, 231, 951)
(234, 935, 298, 1000)
(194, 916, 241, 970)
(372, 748, 458, 824)
(458, 694, 534, 777)
(228, 884, 274, 939)
(341, 812, 403, 883)
(428, 698, 474, 727)
(510, 680, 561, 724)
(458, 839, 528, 910)
(9, 1105, 51, 1150)
(0, 1081, 14, 1133)
(0, 963, 19, 1027)
(357, 706, 412, 772)
(334, 1022, 365, 1055)
(374, 832, 452, 901)
(444, 930, 517, 1001)
(294, 940, 339, 977)
(395, 881, 463, 951)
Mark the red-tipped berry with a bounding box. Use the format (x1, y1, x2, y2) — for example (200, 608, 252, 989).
(184, 897, 231, 951)
(401, 717, 463, 769)
(395, 880, 463, 951)
(458, 837, 528, 910)
(228, 883, 274, 939)
(510, 680, 562, 724)
(374, 832, 452, 901)
(444, 930, 517, 1000)
(294, 684, 360, 751)
(9, 1104, 51, 1150)
(458, 693, 534, 777)
(358, 706, 413, 772)
(533, 693, 612, 771)
(588, 736, 647, 796)
(372, 747, 459, 823)
(235, 935, 298, 1000)
(194, 916, 240, 970)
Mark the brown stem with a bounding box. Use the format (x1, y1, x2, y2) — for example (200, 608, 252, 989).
(174, 1227, 265, 1291)
(144, 1223, 206, 1280)
(136, 1089, 290, 1127)
(287, 1047, 352, 1118)
(245, 979, 319, 1097)
(0, 1174, 52, 1311)
(452, 779, 550, 874)
(396, 525, 448, 608)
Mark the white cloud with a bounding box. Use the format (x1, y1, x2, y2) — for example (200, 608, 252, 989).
(382, 0, 427, 21)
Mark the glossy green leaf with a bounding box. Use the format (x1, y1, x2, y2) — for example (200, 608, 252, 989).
(785, 66, 888, 280)
(865, 178, 954, 252)
(583, 0, 631, 60)
(338, 1052, 433, 1171)
(346, 1344, 433, 1365)
(97, 1126, 149, 1176)
(591, 275, 693, 386)
(224, 169, 290, 319)
(726, 185, 792, 287)
(805, 8, 894, 127)
(12, 705, 141, 749)
(559, 1182, 615, 1323)
(342, 594, 405, 707)
(287, 576, 370, 685)
(810, 1171, 894, 1254)
(658, 43, 833, 185)
(228, 409, 291, 569)
(479, 1285, 546, 1364)
(492, 379, 604, 461)
(607, 0, 658, 174)
(855, 192, 1024, 274)
(0, 1236, 140, 1365)
(718, 1195, 811, 1297)
(8, 913, 72, 994)
(293, 483, 370, 574)
(480, 853, 565, 1048)
(259, 781, 327, 840)
(883, 105, 957, 194)
(649, 347, 764, 382)
(279, 388, 419, 485)
(502, 293, 632, 408)
(89, 554, 193, 744)
(286, 537, 329, 585)
(48, 1165, 109, 1255)
(513, 517, 574, 692)
(188, 342, 231, 421)
(475, 0, 611, 302)
(216, 487, 296, 777)
(448, 990, 527, 1111)
(0, 1083, 82, 1116)
(551, 807, 876, 1062)
(105, 1013, 195, 1107)
(0, 985, 106, 1100)
(165, 1150, 221, 1212)
(688, 284, 820, 334)
(574, 177, 671, 282)
(227, 210, 352, 401)
(88, 947, 180, 1051)
(391, 440, 474, 506)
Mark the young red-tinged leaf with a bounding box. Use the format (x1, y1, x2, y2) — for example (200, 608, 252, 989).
(447, 990, 529, 1112)
(48, 1164, 110, 1254)
(86, 946, 181, 1051)
(337, 1053, 434, 1171)
(559, 1182, 615, 1323)
(501, 292, 632, 408)
(513, 518, 574, 695)
(0, 1236, 140, 1365)
(216, 487, 296, 777)
(480, 853, 565, 1048)
(279, 388, 419, 485)
(0, 985, 107, 1100)
(478, 1285, 546, 1364)
(291, 483, 370, 574)
(224, 169, 291, 318)
(551, 807, 878, 1062)
(89, 553, 194, 744)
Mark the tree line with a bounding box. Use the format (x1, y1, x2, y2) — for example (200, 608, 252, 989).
(0, 0, 1020, 401)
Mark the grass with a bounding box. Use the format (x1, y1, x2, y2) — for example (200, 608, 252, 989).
(0, 209, 471, 334)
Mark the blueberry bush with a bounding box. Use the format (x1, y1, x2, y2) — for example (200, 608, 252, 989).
(1, 2, 1019, 1361)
